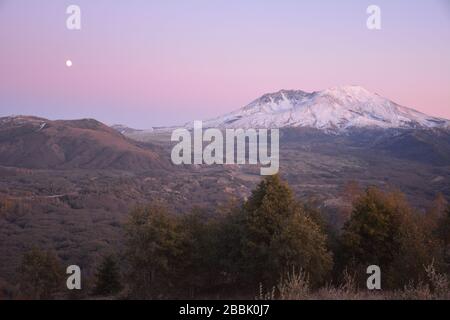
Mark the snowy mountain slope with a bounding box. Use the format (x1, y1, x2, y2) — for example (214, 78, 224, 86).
(198, 86, 449, 131)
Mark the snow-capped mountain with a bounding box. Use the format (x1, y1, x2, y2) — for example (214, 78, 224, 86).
(198, 86, 449, 131)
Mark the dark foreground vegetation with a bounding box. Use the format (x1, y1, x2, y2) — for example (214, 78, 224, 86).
(2, 175, 449, 300)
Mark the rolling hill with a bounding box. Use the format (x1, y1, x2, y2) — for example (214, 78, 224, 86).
(0, 116, 168, 171)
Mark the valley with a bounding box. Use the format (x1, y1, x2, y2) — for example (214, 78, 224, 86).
(1, 123, 449, 286)
(1, 86, 449, 295)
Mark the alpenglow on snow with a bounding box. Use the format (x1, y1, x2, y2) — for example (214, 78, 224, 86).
(194, 86, 449, 131)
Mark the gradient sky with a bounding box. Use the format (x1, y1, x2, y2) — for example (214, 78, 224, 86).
(1, 0, 449, 128)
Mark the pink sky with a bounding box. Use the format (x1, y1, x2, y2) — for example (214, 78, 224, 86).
(1, 0, 449, 127)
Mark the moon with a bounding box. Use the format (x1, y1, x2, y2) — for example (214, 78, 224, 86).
(66, 60, 73, 67)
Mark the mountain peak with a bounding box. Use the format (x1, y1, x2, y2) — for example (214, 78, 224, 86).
(200, 86, 450, 131)
(321, 85, 372, 97)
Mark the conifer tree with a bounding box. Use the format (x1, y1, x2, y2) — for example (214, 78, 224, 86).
(93, 255, 122, 296)
(238, 175, 333, 288)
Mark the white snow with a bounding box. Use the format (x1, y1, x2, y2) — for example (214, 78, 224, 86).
(193, 86, 450, 131)
(37, 123, 47, 131)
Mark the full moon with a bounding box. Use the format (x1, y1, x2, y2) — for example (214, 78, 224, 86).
(66, 60, 73, 67)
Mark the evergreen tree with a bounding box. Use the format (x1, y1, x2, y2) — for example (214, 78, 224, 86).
(238, 175, 333, 288)
(92, 255, 122, 296)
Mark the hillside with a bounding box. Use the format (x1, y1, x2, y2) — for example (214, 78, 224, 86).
(0, 116, 168, 171)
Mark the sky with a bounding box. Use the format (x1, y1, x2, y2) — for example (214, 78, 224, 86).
(0, 0, 449, 128)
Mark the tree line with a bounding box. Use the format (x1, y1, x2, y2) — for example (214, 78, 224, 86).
(10, 175, 450, 299)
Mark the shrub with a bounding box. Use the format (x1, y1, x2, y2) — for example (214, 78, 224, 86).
(338, 187, 435, 289)
(17, 247, 64, 299)
(124, 204, 184, 299)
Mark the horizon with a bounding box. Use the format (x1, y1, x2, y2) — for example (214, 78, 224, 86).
(1, 0, 450, 128)
(2, 84, 449, 129)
